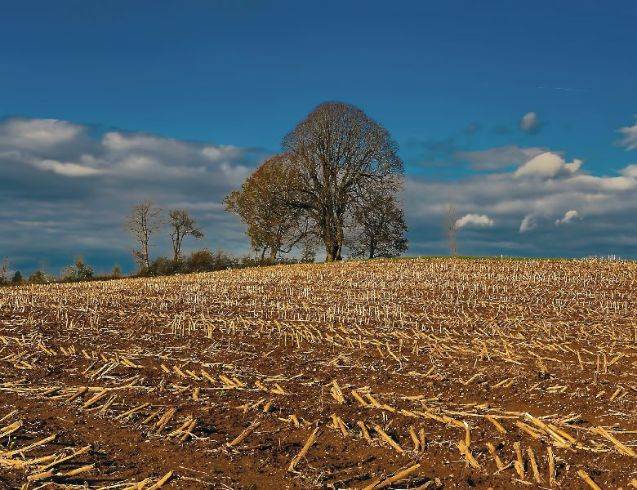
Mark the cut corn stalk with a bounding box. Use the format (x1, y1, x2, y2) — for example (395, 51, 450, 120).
(228, 420, 261, 447)
(287, 427, 320, 472)
(457, 440, 480, 469)
(577, 469, 601, 490)
(486, 442, 505, 471)
(373, 424, 404, 454)
(364, 463, 421, 490)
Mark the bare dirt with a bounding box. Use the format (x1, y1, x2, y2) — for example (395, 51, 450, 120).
(1, 258, 636, 489)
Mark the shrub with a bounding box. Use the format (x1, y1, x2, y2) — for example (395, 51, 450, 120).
(146, 257, 182, 276)
(11, 271, 23, 285)
(238, 256, 276, 268)
(28, 270, 51, 284)
(185, 249, 236, 273)
(61, 257, 94, 282)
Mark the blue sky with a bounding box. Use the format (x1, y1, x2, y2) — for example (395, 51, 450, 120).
(1, 1, 637, 273)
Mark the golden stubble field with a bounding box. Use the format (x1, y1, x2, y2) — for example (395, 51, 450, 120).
(0, 258, 636, 489)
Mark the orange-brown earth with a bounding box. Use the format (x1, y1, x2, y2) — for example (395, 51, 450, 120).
(0, 258, 636, 489)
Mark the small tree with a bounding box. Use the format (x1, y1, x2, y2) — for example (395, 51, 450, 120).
(111, 265, 122, 278)
(126, 201, 163, 270)
(11, 271, 23, 285)
(0, 258, 8, 285)
(350, 184, 408, 259)
(444, 203, 458, 256)
(168, 209, 204, 261)
(225, 155, 309, 260)
(28, 270, 50, 284)
(62, 257, 94, 281)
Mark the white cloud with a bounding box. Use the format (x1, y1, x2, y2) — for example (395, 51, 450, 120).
(102, 131, 187, 154)
(0, 118, 264, 183)
(617, 118, 637, 150)
(202, 145, 241, 161)
(455, 213, 494, 229)
(33, 158, 103, 177)
(519, 112, 541, 134)
(555, 210, 580, 226)
(620, 164, 637, 179)
(455, 145, 546, 170)
(166, 201, 225, 211)
(519, 215, 537, 233)
(514, 152, 582, 179)
(116, 155, 158, 174)
(0, 118, 83, 149)
(567, 174, 636, 192)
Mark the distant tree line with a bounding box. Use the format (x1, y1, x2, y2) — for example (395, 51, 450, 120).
(0, 258, 24, 285)
(0, 201, 309, 288)
(122, 201, 303, 277)
(0, 256, 101, 287)
(0, 247, 307, 288)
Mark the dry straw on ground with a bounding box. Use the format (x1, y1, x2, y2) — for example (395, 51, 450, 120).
(0, 257, 636, 488)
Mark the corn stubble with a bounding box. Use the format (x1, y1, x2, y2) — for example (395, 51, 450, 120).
(0, 257, 636, 488)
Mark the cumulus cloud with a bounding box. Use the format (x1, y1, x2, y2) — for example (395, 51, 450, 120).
(519, 112, 541, 134)
(519, 215, 537, 233)
(0, 118, 84, 149)
(456, 145, 546, 170)
(455, 214, 494, 229)
(617, 118, 637, 150)
(202, 145, 242, 161)
(555, 210, 580, 226)
(514, 152, 582, 179)
(0, 117, 261, 185)
(620, 164, 637, 178)
(32, 158, 104, 177)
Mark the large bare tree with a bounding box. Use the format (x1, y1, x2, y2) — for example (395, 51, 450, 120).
(282, 102, 403, 261)
(126, 201, 163, 270)
(168, 209, 204, 261)
(225, 155, 309, 260)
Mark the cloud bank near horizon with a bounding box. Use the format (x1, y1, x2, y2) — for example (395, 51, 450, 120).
(405, 145, 637, 256)
(0, 116, 269, 273)
(1, 115, 637, 273)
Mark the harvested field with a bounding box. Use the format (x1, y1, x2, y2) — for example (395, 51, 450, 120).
(1, 257, 636, 489)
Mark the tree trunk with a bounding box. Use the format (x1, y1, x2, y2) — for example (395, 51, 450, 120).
(143, 239, 150, 269)
(449, 234, 457, 256)
(368, 241, 375, 260)
(172, 239, 180, 262)
(334, 243, 342, 261)
(325, 240, 342, 262)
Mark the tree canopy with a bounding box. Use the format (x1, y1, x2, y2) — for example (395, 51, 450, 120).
(225, 154, 309, 260)
(226, 102, 407, 261)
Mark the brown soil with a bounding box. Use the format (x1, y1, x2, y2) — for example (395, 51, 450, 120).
(1, 258, 636, 489)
